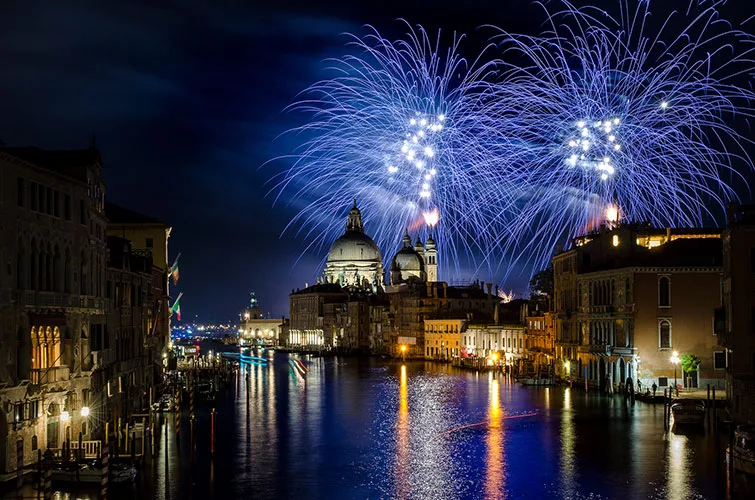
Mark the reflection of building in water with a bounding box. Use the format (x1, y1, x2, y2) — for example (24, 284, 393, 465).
(239, 292, 287, 345)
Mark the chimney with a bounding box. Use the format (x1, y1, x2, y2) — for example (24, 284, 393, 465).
(442, 282, 448, 297)
(486, 283, 493, 296)
(494, 302, 499, 325)
(426, 281, 433, 297)
(665, 227, 671, 243)
(495, 284, 499, 296)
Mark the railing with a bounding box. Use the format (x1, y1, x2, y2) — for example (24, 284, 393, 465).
(30, 366, 70, 384)
(49, 440, 102, 460)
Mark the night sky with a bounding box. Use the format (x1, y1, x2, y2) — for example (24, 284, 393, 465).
(1, 0, 751, 322)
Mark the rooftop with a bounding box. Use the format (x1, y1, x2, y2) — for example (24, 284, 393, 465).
(106, 202, 166, 225)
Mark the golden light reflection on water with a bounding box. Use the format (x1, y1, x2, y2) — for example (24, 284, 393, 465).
(484, 376, 506, 500)
(560, 388, 576, 496)
(395, 365, 410, 499)
(666, 432, 692, 500)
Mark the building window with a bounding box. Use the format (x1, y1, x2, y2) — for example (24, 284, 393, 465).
(17, 178, 24, 207)
(64, 194, 71, 220)
(80, 199, 86, 225)
(713, 351, 726, 370)
(658, 376, 668, 387)
(30, 182, 38, 211)
(53, 190, 60, 217)
(146, 237, 154, 248)
(31, 435, 38, 451)
(658, 276, 670, 307)
(659, 320, 671, 349)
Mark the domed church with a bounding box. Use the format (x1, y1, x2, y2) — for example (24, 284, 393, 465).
(322, 200, 385, 291)
(390, 229, 438, 285)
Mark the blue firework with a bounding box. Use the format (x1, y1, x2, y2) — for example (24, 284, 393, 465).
(272, 21, 511, 276)
(488, 0, 755, 268)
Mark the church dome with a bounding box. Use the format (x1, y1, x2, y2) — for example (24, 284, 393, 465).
(327, 231, 382, 263)
(392, 246, 425, 273)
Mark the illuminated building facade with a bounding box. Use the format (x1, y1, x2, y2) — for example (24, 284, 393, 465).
(0, 146, 107, 472)
(554, 223, 725, 391)
(239, 292, 286, 345)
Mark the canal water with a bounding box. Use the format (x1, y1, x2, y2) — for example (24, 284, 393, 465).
(12, 350, 753, 499)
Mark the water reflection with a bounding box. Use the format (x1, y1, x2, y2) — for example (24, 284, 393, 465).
(665, 432, 691, 500)
(559, 388, 577, 497)
(395, 364, 410, 499)
(484, 374, 506, 499)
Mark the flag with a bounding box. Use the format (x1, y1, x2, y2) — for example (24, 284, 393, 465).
(171, 292, 183, 321)
(170, 262, 179, 285)
(169, 253, 181, 285)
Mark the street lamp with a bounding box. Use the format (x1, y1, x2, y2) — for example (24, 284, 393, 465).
(670, 350, 680, 396)
(80, 406, 90, 418)
(60, 410, 70, 422)
(400, 344, 407, 363)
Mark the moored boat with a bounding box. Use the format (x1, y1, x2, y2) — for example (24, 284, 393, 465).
(671, 399, 705, 427)
(518, 378, 554, 386)
(51, 461, 137, 484)
(733, 425, 755, 475)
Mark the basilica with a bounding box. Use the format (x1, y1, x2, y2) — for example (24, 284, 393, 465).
(320, 200, 437, 290)
(289, 201, 500, 356)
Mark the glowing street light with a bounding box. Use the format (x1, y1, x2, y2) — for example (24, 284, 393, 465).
(400, 344, 407, 363)
(60, 410, 70, 422)
(80, 406, 90, 418)
(670, 350, 680, 396)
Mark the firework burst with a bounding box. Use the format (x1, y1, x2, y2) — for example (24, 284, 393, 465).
(489, 0, 755, 268)
(272, 21, 511, 275)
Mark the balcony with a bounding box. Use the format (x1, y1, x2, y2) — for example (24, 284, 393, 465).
(14, 291, 104, 312)
(30, 366, 70, 384)
(91, 348, 115, 367)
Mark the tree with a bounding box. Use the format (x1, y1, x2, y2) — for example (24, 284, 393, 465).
(680, 354, 701, 374)
(529, 264, 554, 311)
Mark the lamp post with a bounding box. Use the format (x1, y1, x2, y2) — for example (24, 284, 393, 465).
(400, 344, 407, 363)
(670, 350, 680, 396)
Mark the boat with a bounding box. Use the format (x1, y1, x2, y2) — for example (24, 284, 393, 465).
(151, 394, 175, 412)
(518, 378, 554, 386)
(288, 358, 307, 377)
(733, 425, 755, 475)
(51, 461, 137, 484)
(670, 399, 706, 427)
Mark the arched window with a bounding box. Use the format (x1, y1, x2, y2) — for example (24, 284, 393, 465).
(659, 320, 671, 349)
(659, 276, 671, 307)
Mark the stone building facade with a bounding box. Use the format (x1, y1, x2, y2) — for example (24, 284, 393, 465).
(553, 224, 725, 391)
(0, 146, 107, 472)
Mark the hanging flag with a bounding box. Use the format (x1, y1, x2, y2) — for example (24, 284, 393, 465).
(169, 253, 182, 285)
(171, 292, 183, 321)
(170, 262, 180, 285)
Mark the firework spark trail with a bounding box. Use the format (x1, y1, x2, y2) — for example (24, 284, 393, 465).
(270, 21, 517, 276)
(274, 2, 755, 282)
(486, 0, 755, 270)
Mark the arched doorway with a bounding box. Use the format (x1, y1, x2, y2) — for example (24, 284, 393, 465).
(619, 358, 626, 384)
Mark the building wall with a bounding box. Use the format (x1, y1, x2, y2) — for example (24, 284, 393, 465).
(633, 270, 723, 388)
(0, 150, 107, 471)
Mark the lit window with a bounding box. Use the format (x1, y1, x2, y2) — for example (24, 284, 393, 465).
(612, 235, 619, 247)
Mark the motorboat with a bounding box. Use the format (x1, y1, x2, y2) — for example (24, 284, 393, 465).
(671, 399, 706, 427)
(151, 393, 175, 412)
(51, 461, 137, 484)
(733, 425, 755, 475)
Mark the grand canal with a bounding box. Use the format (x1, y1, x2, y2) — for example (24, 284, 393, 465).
(13, 348, 753, 499)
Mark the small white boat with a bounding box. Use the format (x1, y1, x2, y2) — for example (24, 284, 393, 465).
(733, 425, 755, 475)
(51, 462, 137, 484)
(671, 400, 705, 427)
(151, 394, 175, 412)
